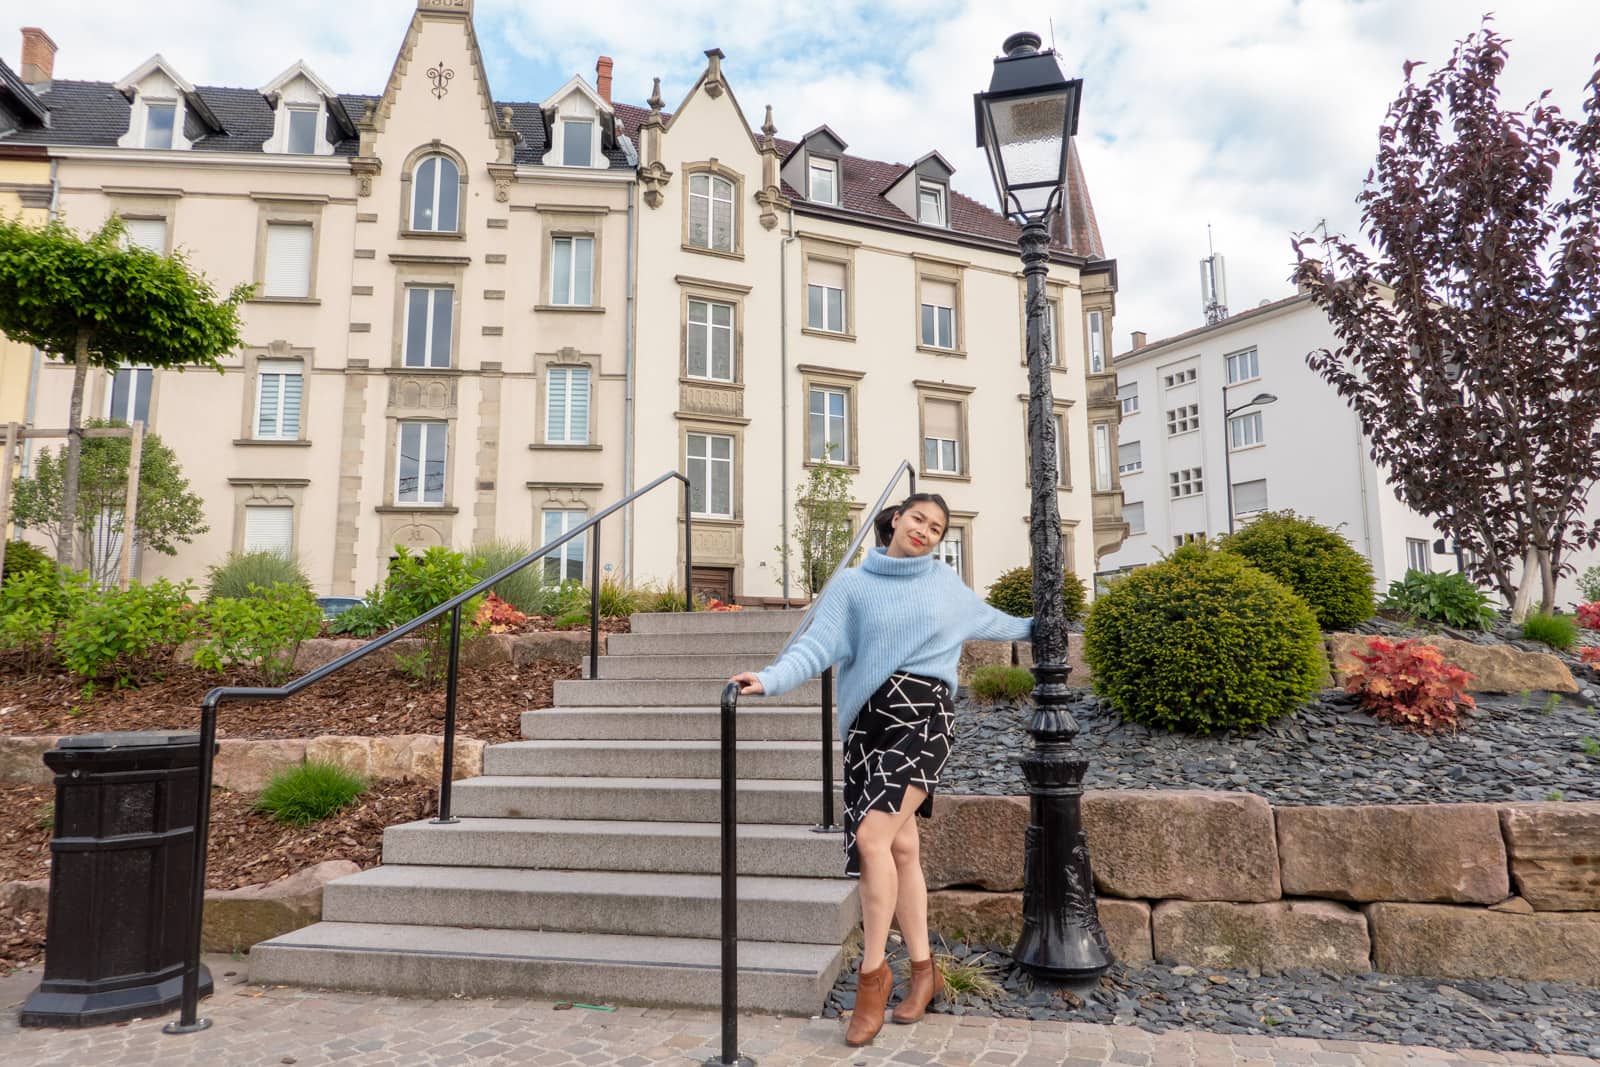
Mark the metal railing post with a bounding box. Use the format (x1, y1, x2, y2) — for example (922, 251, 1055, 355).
(590, 523, 602, 678)
(162, 703, 217, 1035)
(705, 682, 749, 1067)
(813, 667, 838, 833)
(684, 484, 695, 611)
(433, 604, 462, 825)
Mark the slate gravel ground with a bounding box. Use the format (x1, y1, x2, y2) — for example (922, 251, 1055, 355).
(827, 942, 1600, 1059)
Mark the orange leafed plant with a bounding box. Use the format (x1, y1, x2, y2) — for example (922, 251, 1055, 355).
(703, 598, 743, 612)
(1579, 646, 1600, 665)
(473, 592, 529, 633)
(1344, 636, 1474, 733)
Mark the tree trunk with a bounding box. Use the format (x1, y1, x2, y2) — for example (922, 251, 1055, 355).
(1510, 543, 1540, 623)
(57, 336, 90, 569)
(1538, 547, 1557, 616)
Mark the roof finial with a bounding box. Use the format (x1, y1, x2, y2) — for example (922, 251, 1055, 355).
(648, 77, 664, 115)
(761, 104, 776, 145)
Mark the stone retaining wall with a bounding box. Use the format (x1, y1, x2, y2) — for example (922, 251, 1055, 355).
(922, 792, 1600, 984)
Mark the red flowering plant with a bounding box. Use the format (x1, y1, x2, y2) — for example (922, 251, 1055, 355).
(1575, 602, 1600, 630)
(702, 598, 743, 612)
(1343, 636, 1475, 733)
(473, 593, 529, 633)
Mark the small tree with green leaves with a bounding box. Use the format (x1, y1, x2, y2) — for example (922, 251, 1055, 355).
(0, 215, 248, 567)
(778, 460, 857, 598)
(9, 423, 207, 588)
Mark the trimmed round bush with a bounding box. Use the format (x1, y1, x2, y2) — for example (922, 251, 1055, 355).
(1083, 545, 1326, 734)
(2, 540, 54, 585)
(253, 760, 367, 825)
(985, 565, 1087, 621)
(206, 550, 311, 601)
(1217, 511, 1374, 630)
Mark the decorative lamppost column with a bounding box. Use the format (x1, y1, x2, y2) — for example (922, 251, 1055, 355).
(975, 31, 1110, 981)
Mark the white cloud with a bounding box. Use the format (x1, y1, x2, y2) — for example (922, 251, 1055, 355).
(16, 0, 1600, 347)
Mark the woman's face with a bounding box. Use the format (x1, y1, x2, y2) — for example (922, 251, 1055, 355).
(890, 502, 948, 558)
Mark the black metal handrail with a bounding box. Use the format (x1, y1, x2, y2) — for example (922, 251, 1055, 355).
(164, 469, 695, 1035)
(709, 680, 744, 1067)
(776, 460, 916, 834)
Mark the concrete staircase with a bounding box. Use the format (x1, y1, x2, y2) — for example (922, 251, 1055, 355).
(250, 609, 859, 1015)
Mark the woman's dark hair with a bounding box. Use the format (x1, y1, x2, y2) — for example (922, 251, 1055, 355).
(874, 492, 951, 547)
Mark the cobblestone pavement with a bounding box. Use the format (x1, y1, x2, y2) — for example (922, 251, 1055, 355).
(2, 961, 1597, 1067)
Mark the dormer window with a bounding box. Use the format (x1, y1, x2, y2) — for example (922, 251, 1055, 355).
(287, 107, 319, 154)
(918, 181, 947, 226)
(115, 55, 216, 152)
(259, 61, 343, 157)
(561, 119, 594, 167)
(145, 102, 177, 149)
(808, 158, 838, 205)
(541, 75, 613, 170)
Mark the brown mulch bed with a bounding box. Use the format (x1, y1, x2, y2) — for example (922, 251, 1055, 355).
(0, 779, 436, 974)
(0, 658, 578, 744)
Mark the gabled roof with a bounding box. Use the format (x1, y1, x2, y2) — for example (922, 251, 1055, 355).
(112, 53, 223, 135)
(780, 123, 848, 164)
(259, 59, 338, 102)
(900, 150, 956, 180)
(540, 74, 613, 115)
(0, 58, 47, 128)
(114, 53, 194, 96)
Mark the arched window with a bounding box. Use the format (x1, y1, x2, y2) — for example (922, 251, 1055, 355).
(688, 172, 736, 252)
(410, 154, 460, 233)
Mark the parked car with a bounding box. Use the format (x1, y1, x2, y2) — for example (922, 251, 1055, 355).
(315, 596, 365, 619)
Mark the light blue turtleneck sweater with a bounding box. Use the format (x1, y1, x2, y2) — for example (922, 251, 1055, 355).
(755, 547, 1034, 735)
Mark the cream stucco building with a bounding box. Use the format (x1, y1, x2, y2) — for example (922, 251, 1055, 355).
(1, 0, 1125, 602)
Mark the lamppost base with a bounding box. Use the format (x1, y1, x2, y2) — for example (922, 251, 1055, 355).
(162, 1016, 213, 1035)
(702, 1055, 756, 1067)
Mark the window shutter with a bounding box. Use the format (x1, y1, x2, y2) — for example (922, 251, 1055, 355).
(243, 506, 294, 556)
(264, 224, 313, 298)
(1124, 502, 1145, 535)
(569, 367, 590, 443)
(1233, 479, 1269, 514)
(125, 218, 167, 253)
(922, 279, 956, 308)
(547, 368, 569, 442)
(1119, 440, 1142, 466)
(810, 259, 846, 289)
(924, 398, 960, 439)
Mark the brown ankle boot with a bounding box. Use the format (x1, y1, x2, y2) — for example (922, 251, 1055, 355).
(891, 956, 944, 1023)
(844, 961, 893, 1047)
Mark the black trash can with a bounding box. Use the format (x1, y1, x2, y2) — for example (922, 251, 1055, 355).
(20, 731, 214, 1027)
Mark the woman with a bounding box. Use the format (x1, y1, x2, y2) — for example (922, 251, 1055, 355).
(730, 493, 1032, 1047)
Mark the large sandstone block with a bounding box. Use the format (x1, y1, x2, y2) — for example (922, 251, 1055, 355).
(213, 738, 308, 792)
(957, 640, 1012, 685)
(926, 890, 1152, 964)
(1082, 790, 1281, 902)
(0, 736, 59, 786)
(1014, 639, 1094, 687)
(304, 733, 484, 782)
(921, 795, 1030, 891)
(1277, 803, 1509, 904)
(1499, 802, 1600, 911)
(1327, 632, 1576, 694)
(1368, 902, 1600, 984)
(202, 860, 359, 954)
(1153, 900, 1371, 974)
(511, 631, 594, 667)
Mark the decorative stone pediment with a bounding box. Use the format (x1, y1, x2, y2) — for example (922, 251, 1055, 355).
(388, 374, 458, 415)
(680, 384, 743, 419)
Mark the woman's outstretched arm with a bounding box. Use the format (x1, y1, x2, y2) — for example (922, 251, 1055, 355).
(735, 581, 853, 697)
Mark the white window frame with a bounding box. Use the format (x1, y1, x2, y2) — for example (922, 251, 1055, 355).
(807, 280, 845, 333)
(254, 359, 303, 440)
(1226, 347, 1261, 385)
(808, 386, 849, 464)
(403, 286, 454, 369)
(934, 526, 963, 572)
(1093, 423, 1113, 491)
(1124, 501, 1146, 536)
(1118, 381, 1139, 416)
(544, 365, 590, 445)
(687, 299, 735, 382)
(263, 221, 314, 299)
(687, 432, 735, 519)
(918, 181, 946, 227)
(807, 157, 838, 205)
(122, 216, 168, 254)
(144, 100, 178, 149)
(921, 298, 956, 349)
(542, 509, 587, 583)
(688, 172, 736, 252)
(1117, 439, 1143, 476)
(549, 235, 595, 306)
(1169, 467, 1204, 499)
(107, 365, 153, 424)
(1232, 478, 1269, 516)
(243, 505, 295, 557)
(395, 421, 447, 506)
(1406, 537, 1432, 574)
(1088, 310, 1106, 374)
(1166, 404, 1200, 436)
(409, 154, 460, 233)
(286, 106, 319, 155)
(1228, 410, 1265, 450)
(924, 434, 961, 475)
(560, 118, 595, 168)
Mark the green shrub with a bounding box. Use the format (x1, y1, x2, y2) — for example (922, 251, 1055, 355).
(1520, 612, 1579, 652)
(205, 551, 311, 601)
(325, 598, 388, 637)
(969, 665, 1034, 703)
(192, 583, 322, 683)
(1217, 511, 1375, 630)
(253, 760, 367, 826)
(56, 578, 196, 687)
(1083, 545, 1325, 734)
(378, 546, 484, 682)
(985, 565, 1087, 621)
(638, 583, 689, 613)
(598, 577, 642, 618)
(2, 540, 55, 584)
(0, 567, 93, 668)
(465, 539, 544, 615)
(1579, 564, 1600, 604)
(1380, 570, 1498, 630)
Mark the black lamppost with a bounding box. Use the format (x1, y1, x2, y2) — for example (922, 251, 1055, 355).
(1221, 387, 1278, 534)
(975, 31, 1110, 981)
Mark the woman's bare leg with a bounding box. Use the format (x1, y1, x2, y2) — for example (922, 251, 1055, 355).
(856, 785, 927, 973)
(890, 813, 930, 962)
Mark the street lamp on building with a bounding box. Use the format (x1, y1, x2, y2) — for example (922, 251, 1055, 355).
(1221, 388, 1278, 534)
(975, 31, 1111, 982)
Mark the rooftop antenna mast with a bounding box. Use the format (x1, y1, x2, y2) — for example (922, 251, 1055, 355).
(1200, 224, 1229, 325)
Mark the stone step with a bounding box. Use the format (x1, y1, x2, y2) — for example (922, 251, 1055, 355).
(585, 653, 790, 679)
(249, 922, 843, 1015)
(605, 631, 791, 657)
(554, 677, 821, 707)
(521, 706, 825, 741)
(483, 740, 843, 780)
(450, 775, 843, 826)
(321, 865, 859, 945)
(628, 610, 804, 636)
(381, 818, 846, 879)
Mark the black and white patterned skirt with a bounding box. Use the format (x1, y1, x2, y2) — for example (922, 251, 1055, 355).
(841, 672, 955, 879)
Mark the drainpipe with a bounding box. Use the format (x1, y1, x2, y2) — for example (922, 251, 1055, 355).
(779, 212, 797, 603)
(622, 179, 637, 584)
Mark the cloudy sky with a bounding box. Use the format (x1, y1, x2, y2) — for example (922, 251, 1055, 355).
(21, 0, 1600, 348)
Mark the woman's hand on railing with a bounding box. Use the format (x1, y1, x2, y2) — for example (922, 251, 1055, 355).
(729, 672, 765, 696)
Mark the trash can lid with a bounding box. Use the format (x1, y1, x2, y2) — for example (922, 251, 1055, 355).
(56, 731, 202, 749)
